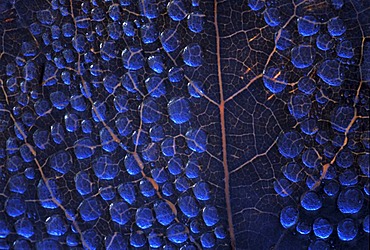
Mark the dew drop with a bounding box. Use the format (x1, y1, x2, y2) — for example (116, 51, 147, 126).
(280, 206, 299, 229)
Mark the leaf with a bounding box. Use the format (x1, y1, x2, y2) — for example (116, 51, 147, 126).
(0, 0, 369, 249)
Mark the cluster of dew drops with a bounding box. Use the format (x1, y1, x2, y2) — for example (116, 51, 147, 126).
(249, 0, 369, 248)
(0, 0, 226, 249)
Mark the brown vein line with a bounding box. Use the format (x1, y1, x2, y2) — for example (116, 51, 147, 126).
(214, 0, 235, 249)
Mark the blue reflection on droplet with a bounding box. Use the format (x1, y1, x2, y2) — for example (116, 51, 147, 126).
(327, 17, 346, 37)
(301, 191, 322, 211)
(274, 178, 293, 197)
(187, 11, 204, 33)
(160, 29, 180, 52)
(264, 8, 281, 27)
(337, 218, 357, 241)
(280, 206, 299, 229)
(178, 195, 199, 218)
(337, 188, 364, 214)
(109, 201, 130, 225)
(118, 182, 137, 205)
(282, 162, 304, 182)
(15, 217, 34, 238)
(186, 128, 207, 153)
(168, 97, 191, 124)
(313, 218, 333, 239)
(278, 131, 304, 158)
(263, 67, 287, 93)
(122, 47, 144, 70)
(166, 223, 188, 244)
(74, 138, 95, 159)
(183, 43, 203, 67)
(145, 76, 166, 98)
(154, 201, 175, 226)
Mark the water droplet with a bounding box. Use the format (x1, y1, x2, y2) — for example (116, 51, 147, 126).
(168, 97, 191, 124)
(160, 29, 180, 52)
(175, 176, 190, 192)
(50, 151, 73, 174)
(280, 206, 299, 229)
(79, 197, 102, 222)
(6, 155, 22, 172)
(64, 113, 79, 132)
(140, 178, 156, 197)
(358, 153, 369, 177)
(186, 128, 207, 153)
(317, 59, 343, 86)
(140, 22, 158, 44)
(296, 221, 311, 235)
(282, 162, 304, 182)
(200, 232, 215, 248)
(108, 22, 122, 40)
(302, 148, 321, 169)
(118, 183, 137, 205)
(122, 21, 135, 37)
(202, 206, 219, 226)
(363, 215, 369, 233)
(188, 80, 204, 98)
(273, 178, 293, 197)
(336, 40, 354, 59)
(154, 201, 175, 226)
(45, 215, 67, 236)
(166, 223, 188, 244)
(187, 11, 204, 33)
(337, 218, 357, 241)
(74, 138, 95, 159)
(138, 0, 159, 19)
(178, 195, 199, 218)
(15, 217, 34, 238)
(193, 181, 211, 201)
(19, 144, 34, 163)
(263, 67, 287, 93)
(300, 118, 318, 135)
(93, 155, 119, 180)
(82, 229, 101, 250)
(81, 119, 93, 134)
(9, 174, 27, 194)
(297, 16, 319, 36)
(5, 195, 26, 217)
(141, 140, 159, 161)
(122, 47, 144, 70)
(331, 106, 354, 133)
(136, 207, 154, 229)
(100, 127, 119, 153)
(148, 55, 165, 73)
(264, 8, 281, 27)
(72, 34, 87, 53)
(291, 45, 316, 69)
(37, 179, 63, 209)
(145, 76, 166, 98)
(183, 43, 203, 67)
(327, 17, 346, 37)
(168, 0, 188, 21)
(130, 231, 146, 247)
(148, 231, 163, 248)
(37, 9, 55, 25)
(301, 191, 322, 211)
(278, 131, 304, 158)
(337, 188, 364, 214)
(150, 125, 164, 142)
(339, 169, 358, 186)
(288, 93, 312, 119)
(313, 218, 333, 239)
(324, 180, 340, 197)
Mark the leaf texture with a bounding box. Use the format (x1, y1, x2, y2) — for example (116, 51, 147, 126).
(0, 0, 369, 249)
